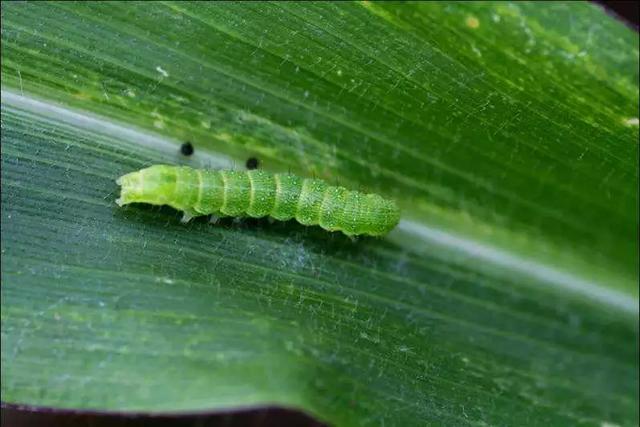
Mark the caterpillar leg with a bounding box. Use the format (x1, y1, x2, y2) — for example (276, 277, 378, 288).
(180, 210, 199, 224)
(209, 213, 230, 224)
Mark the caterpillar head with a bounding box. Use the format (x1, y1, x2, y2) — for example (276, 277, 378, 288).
(115, 165, 176, 207)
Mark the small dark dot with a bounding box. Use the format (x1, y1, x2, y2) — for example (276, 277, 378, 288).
(180, 141, 194, 156)
(246, 157, 259, 170)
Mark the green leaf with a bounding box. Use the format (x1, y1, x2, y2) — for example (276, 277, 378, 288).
(2, 2, 638, 426)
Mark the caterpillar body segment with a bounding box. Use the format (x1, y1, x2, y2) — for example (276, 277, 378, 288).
(116, 165, 400, 236)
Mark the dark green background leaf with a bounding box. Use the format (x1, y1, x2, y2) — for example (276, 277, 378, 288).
(2, 2, 638, 426)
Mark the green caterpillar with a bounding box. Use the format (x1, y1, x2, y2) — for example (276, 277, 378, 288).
(116, 165, 400, 236)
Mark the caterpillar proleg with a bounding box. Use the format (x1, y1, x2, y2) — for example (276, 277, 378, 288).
(116, 165, 400, 236)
